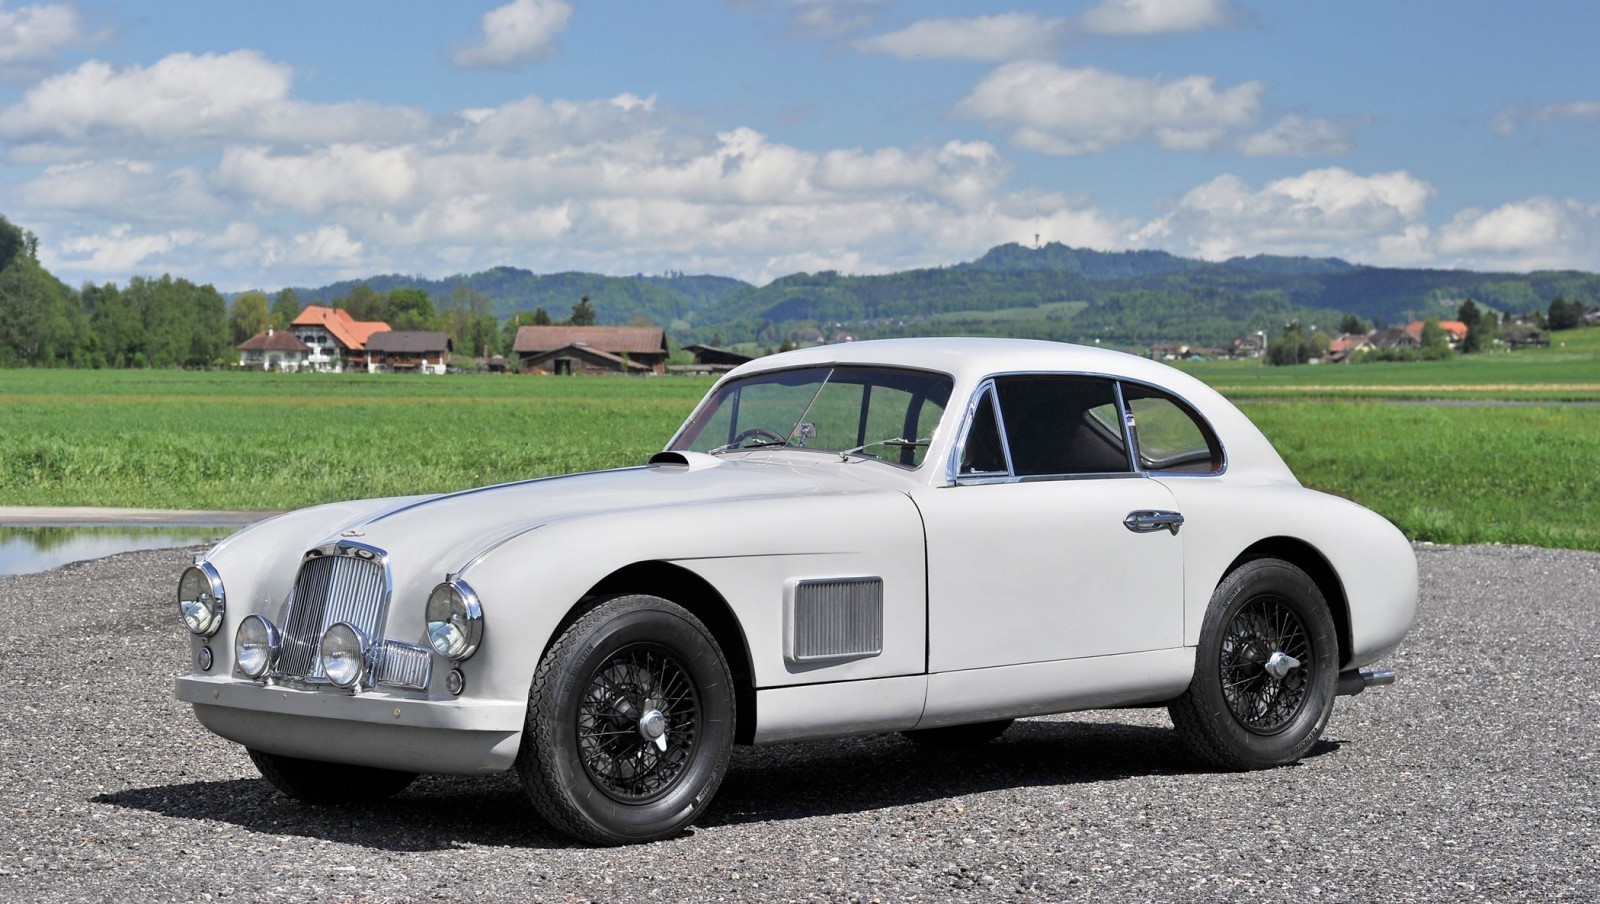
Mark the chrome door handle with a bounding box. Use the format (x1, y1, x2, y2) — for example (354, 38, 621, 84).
(1124, 510, 1184, 535)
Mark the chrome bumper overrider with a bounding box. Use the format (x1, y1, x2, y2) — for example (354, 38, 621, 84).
(1335, 666, 1397, 696)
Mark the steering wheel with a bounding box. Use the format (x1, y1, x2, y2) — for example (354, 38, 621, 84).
(732, 427, 786, 447)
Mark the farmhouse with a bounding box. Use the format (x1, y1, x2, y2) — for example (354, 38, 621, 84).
(669, 343, 754, 374)
(237, 328, 313, 372)
(512, 325, 668, 375)
(290, 305, 390, 372)
(364, 331, 452, 374)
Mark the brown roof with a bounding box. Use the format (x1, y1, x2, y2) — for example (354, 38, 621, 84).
(525, 343, 651, 372)
(292, 305, 390, 350)
(512, 325, 665, 356)
(238, 329, 311, 353)
(366, 331, 452, 354)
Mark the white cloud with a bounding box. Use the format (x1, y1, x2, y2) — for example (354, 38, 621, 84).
(853, 14, 1070, 62)
(0, 50, 437, 153)
(453, 0, 571, 69)
(957, 62, 1262, 154)
(1238, 114, 1356, 157)
(0, 2, 95, 79)
(1493, 100, 1600, 136)
(56, 224, 199, 274)
(216, 145, 419, 216)
(787, 0, 888, 37)
(1134, 168, 1436, 262)
(1436, 198, 1600, 270)
(1081, 0, 1229, 35)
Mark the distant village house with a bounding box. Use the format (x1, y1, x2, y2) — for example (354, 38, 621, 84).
(237, 328, 313, 371)
(364, 331, 452, 374)
(290, 305, 390, 372)
(512, 326, 669, 375)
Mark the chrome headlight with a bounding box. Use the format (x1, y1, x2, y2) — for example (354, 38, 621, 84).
(426, 580, 484, 661)
(319, 622, 369, 689)
(178, 563, 226, 637)
(235, 614, 280, 679)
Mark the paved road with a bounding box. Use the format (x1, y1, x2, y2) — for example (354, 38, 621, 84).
(0, 507, 276, 527)
(0, 543, 1595, 902)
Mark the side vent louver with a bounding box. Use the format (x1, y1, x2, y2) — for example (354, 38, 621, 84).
(787, 577, 884, 665)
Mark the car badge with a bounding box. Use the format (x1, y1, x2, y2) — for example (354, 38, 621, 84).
(340, 529, 365, 538)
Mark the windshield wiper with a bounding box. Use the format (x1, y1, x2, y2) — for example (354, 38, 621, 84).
(838, 437, 930, 461)
(708, 437, 788, 455)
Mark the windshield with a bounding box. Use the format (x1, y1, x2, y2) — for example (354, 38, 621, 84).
(670, 365, 954, 468)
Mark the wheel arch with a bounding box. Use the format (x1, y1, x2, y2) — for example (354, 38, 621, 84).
(550, 560, 758, 744)
(1224, 537, 1352, 669)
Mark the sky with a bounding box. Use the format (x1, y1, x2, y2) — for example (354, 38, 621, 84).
(1, 0, 1597, 293)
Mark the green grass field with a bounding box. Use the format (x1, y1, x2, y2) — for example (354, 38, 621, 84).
(2, 328, 1597, 551)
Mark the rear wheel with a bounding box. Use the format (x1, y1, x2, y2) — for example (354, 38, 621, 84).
(248, 749, 417, 804)
(517, 595, 735, 845)
(1169, 558, 1338, 770)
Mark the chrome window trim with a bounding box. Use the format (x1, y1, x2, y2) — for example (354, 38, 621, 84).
(945, 369, 1229, 485)
(667, 362, 958, 469)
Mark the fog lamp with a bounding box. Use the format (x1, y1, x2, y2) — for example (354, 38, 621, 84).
(178, 564, 226, 637)
(235, 614, 280, 679)
(426, 580, 484, 661)
(319, 622, 369, 689)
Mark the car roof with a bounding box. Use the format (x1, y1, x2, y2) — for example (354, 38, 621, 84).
(728, 337, 1192, 390)
(719, 338, 1296, 483)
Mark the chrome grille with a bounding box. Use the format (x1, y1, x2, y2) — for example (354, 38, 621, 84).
(376, 641, 432, 690)
(789, 578, 883, 664)
(275, 543, 390, 682)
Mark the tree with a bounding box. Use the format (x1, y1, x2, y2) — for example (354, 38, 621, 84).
(230, 291, 273, 345)
(1457, 299, 1483, 354)
(342, 284, 387, 322)
(569, 295, 596, 326)
(1548, 297, 1583, 331)
(1338, 313, 1369, 335)
(532, 307, 552, 325)
(388, 287, 435, 331)
(271, 288, 302, 328)
(1419, 318, 1452, 360)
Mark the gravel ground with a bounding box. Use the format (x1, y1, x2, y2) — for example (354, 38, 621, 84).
(1, 543, 1595, 903)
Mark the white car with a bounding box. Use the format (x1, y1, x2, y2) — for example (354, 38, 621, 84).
(175, 338, 1416, 845)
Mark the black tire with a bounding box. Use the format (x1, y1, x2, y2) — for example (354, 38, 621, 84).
(901, 719, 1014, 748)
(247, 749, 417, 804)
(1169, 557, 1338, 770)
(516, 594, 735, 845)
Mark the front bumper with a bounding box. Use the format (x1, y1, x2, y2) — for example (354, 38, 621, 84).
(176, 675, 526, 775)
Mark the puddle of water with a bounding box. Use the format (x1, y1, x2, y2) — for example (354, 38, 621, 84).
(0, 526, 229, 576)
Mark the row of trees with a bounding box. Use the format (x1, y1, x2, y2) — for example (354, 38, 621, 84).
(0, 216, 609, 368)
(1268, 297, 1586, 365)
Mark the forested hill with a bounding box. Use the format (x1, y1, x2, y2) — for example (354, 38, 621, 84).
(290, 267, 750, 327)
(690, 243, 1600, 346)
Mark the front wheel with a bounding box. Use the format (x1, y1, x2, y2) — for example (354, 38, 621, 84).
(516, 595, 735, 845)
(1169, 558, 1338, 770)
(247, 749, 417, 804)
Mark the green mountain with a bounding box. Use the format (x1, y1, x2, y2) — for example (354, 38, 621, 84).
(291, 266, 749, 327)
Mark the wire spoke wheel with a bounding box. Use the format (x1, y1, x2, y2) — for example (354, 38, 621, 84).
(1218, 595, 1312, 734)
(577, 645, 702, 803)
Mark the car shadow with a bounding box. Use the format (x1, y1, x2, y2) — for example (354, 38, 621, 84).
(94, 718, 1341, 851)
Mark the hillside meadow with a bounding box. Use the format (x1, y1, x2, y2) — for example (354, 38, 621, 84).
(1, 331, 1596, 551)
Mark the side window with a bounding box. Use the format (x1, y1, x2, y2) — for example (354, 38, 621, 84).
(993, 376, 1131, 477)
(958, 390, 1008, 476)
(1122, 384, 1223, 474)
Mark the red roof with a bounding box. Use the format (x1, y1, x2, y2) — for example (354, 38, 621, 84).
(1404, 320, 1469, 342)
(512, 325, 666, 356)
(237, 329, 311, 353)
(292, 305, 390, 351)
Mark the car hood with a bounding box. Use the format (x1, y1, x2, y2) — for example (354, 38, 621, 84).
(286, 453, 907, 578)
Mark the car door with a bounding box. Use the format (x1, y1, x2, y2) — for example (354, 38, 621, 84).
(916, 375, 1186, 674)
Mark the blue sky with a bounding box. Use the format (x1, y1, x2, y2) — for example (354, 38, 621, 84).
(1, 0, 1597, 292)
